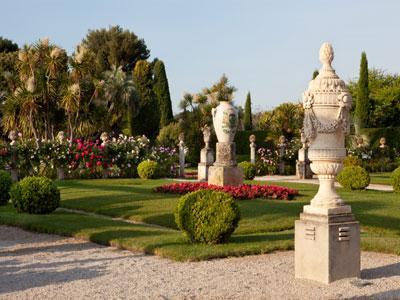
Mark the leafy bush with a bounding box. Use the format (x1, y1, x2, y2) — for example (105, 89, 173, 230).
(156, 122, 180, 148)
(10, 176, 60, 214)
(337, 166, 370, 190)
(137, 160, 160, 179)
(238, 161, 256, 180)
(343, 156, 361, 167)
(0, 170, 12, 205)
(235, 130, 271, 155)
(391, 167, 400, 192)
(175, 190, 240, 244)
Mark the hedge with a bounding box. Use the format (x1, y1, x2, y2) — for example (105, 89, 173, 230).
(234, 130, 273, 155)
(359, 127, 400, 149)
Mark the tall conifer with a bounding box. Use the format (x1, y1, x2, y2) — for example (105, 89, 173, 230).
(153, 60, 173, 127)
(244, 92, 253, 131)
(355, 52, 370, 129)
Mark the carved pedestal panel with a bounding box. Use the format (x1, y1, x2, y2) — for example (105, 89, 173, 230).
(295, 213, 360, 283)
(198, 148, 214, 181)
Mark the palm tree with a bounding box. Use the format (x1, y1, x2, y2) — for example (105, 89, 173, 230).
(101, 65, 137, 134)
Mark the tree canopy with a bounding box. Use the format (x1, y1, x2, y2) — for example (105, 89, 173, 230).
(243, 92, 252, 130)
(153, 60, 173, 127)
(83, 25, 150, 75)
(0, 37, 18, 53)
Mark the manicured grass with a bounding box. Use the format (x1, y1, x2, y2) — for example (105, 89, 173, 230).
(57, 179, 309, 234)
(1, 178, 399, 260)
(369, 172, 392, 185)
(0, 204, 294, 261)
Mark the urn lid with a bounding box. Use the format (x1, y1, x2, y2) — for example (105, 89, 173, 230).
(306, 42, 347, 95)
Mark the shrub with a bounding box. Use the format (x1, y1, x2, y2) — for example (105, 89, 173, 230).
(337, 166, 370, 190)
(10, 176, 60, 214)
(391, 167, 400, 192)
(156, 122, 180, 148)
(175, 190, 240, 244)
(343, 156, 361, 167)
(137, 160, 160, 179)
(0, 170, 12, 205)
(238, 161, 257, 180)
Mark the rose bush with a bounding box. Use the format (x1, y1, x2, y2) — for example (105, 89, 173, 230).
(154, 182, 298, 200)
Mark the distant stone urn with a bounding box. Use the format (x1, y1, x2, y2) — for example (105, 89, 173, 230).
(212, 101, 238, 143)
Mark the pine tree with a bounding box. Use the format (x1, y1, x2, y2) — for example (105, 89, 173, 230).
(355, 52, 370, 130)
(312, 70, 319, 79)
(132, 60, 160, 138)
(153, 60, 173, 128)
(243, 92, 253, 131)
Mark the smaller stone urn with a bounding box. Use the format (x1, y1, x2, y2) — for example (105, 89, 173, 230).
(249, 134, 256, 164)
(379, 137, 386, 149)
(100, 132, 109, 146)
(198, 125, 214, 181)
(208, 100, 243, 186)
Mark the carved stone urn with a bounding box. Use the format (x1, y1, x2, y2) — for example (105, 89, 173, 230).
(302, 42, 353, 216)
(208, 100, 243, 186)
(295, 43, 360, 284)
(212, 101, 238, 143)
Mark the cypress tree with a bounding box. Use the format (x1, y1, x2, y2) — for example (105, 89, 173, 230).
(355, 52, 370, 130)
(312, 70, 319, 79)
(132, 60, 160, 138)
(243, 92, 253, 131)
(153, 60, 173, 128)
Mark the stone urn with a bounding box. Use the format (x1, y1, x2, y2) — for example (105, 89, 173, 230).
(211, 101, 238, 143)
(302, 42, 353, 215)
(295, 42, 360, 284)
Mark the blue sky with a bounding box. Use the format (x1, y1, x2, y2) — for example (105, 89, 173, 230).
(1, 0, 400, 113)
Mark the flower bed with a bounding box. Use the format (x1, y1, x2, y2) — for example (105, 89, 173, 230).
(154, 182, 298, 200)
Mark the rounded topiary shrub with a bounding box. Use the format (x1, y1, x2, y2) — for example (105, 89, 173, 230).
(10, 176, 60, 214)
(0, 170, 12, 205)
(238, 161, 257, 180)
(337, 166, 370, 190)
(391, 167, 400, 193)
(137, 160, 160, 179)
(175, 190, 240, 244)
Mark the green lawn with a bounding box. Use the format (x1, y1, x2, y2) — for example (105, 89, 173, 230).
(0, 178, 399, 261)
(369, 172, 392, 185)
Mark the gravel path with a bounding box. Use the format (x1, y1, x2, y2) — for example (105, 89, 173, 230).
(1, 225, 399, 299)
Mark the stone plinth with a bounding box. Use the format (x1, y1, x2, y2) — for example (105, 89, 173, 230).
(208, 165, 243, 186)
(198, 148, 214, 181)
(208, 142, 243, 186)
(295, 213, 360, 284)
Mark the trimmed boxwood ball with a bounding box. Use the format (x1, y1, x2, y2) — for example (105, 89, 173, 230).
(238, 161, 257, 180)
(10, 176, 60, 214)
(175, 190, 240, 244)
(391, 167, 400, 192)
(0, 170, 12, 205)
(337, 166, 370, 190)
(137, 160, 160, 179)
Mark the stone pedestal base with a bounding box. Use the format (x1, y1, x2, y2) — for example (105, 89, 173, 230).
(295, 213, 360, 284)
(208, 165, 243, 186)
(198, 163, 211, 181)
(10, 169, 18, 182)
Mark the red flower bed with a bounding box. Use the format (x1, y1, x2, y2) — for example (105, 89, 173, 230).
(154, 182, 298, 200)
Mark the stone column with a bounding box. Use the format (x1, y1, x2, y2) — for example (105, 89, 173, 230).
(296, 129, 312, 179)
(100, 132, 109, 178)
(198, 125, 214, 181)
(56, 131, 66, 180)
(178, 133, 185, 178)
(208, 101, 243, 186)
(278, 135, 286, 175)
(8, 130, 18, 182)
(249, 134, 256, 164)
(295, 43, 360, 284)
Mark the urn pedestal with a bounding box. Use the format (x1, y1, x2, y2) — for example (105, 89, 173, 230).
(294, 43, 360, 284)
(208, 142, 243, 186)
(295, 213, 360, 284)
(198, 148, 214, 182)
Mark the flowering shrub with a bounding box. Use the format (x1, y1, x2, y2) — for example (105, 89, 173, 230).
(0, 134, 178, 179)
(256, 147, 278, 175)
(154, 182, 298, 200)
